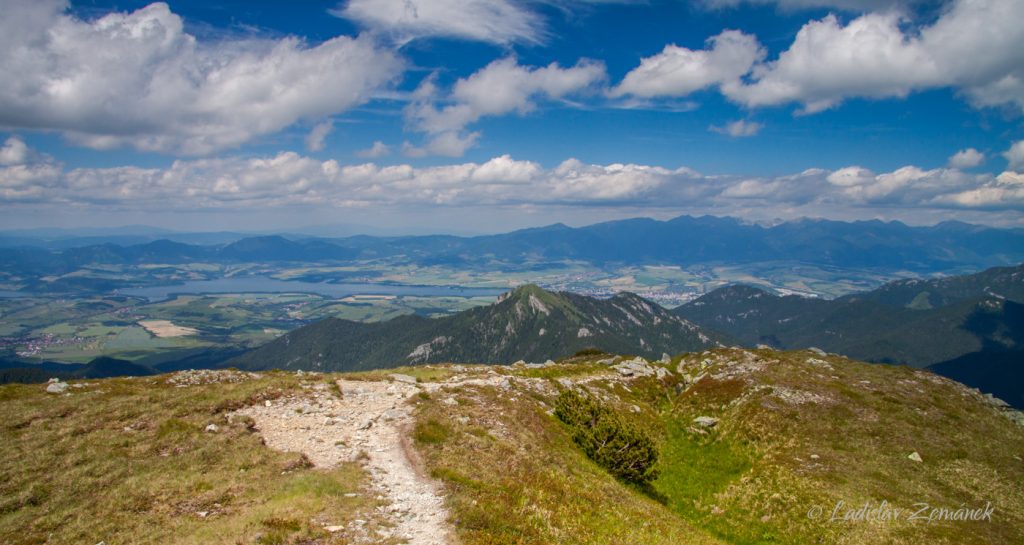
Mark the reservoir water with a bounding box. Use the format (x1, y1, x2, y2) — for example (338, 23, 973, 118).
(115, 277, 507, 301)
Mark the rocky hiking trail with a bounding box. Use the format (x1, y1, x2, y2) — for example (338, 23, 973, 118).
(232, 375, 455, 545)
(223, 358, 697, 543)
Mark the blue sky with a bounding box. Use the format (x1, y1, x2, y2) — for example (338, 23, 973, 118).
(1, 0, 1023, 233)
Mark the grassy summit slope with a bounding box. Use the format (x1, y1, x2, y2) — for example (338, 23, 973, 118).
(0, 371, 389, 545)
(2, 349, 1022, 545)
(413, 349, 1024, 544)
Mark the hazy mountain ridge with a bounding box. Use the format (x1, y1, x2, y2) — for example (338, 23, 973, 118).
(229, 285, 720, 372)
(4, 216, 1024, 278)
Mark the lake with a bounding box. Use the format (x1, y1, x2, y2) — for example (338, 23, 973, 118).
(116, 277, 508, 301)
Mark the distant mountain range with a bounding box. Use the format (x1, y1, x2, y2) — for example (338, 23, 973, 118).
(0, 348, 248, 385)
(0, 356, 155, 384)
(674, 264, 1024, 407)
(4, 216, 1024, 278)
(228, 285, 720, 371)
(5, 263, 1022, 408)
(231, 265, 1024, 407)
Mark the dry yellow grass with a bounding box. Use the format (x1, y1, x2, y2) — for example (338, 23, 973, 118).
(0, 372, 389, 545)
(2, 349, 1022, 545)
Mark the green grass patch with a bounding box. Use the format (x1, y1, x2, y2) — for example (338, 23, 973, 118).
(414, 418, 451, 444)
(515, 362, 608, 380)
(412, 382, 723, 545)
(653, 421, 753, 515)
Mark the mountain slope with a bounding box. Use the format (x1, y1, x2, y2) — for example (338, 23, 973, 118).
(928, 351, 1024, 409)
(674, 264, 1024, 405)
(229, 285, 720, 371)
(850, 263, 1024, 309)
(3, 350, 1021, 544)
(0, 355, 156, 384)
(411, 349, 1024, 544)
(675, 264, 1024, 364)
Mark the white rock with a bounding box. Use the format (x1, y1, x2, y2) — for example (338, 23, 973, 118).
(908, 451, 923, 463)
(205, 424, 219, 433)
(45, 381, 68, 394)
(694, 416, 719, 428)
(390, 373, 417, 385)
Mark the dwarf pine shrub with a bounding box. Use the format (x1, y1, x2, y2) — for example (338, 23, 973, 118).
(554, 389, 659, 484)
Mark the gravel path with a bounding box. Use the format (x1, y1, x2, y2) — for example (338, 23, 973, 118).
(233, 376, 452, 545)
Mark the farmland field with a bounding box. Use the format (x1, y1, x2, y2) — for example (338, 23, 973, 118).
(0, 259, 928, 364)
(0, 292, 497, 363)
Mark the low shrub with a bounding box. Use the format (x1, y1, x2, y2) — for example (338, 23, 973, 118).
(554, 389, 659, 484)
(573, 347, 608, 357)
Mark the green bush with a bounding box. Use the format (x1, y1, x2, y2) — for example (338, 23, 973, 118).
(554, 389, 659, 484)
(573, 347, 608, 357)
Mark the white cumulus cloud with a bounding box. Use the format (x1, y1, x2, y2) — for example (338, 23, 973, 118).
(616, 0, 1024, 115)
(3, 137, 1022, 219)
(948, 148, 985, 169)
(306, 121, 335, 152)
(933, 171, 1024, 208)
(701, 0, 926, 12)
(728, 0, 1024, 112)
(723, 12, 941, 113)
(1005, 141, 1024, 173)
(0, 136, 32, 166)
(611, 30, 764, 99)
(0, 137, 63, 201)
(356, 141, 392, 159)
(333, 0, 544, 45)
(406, 57, 606, 156)
(0, 1, 404, 155)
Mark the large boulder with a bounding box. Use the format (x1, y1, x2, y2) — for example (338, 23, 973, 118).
(45, 379, 68, 394)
